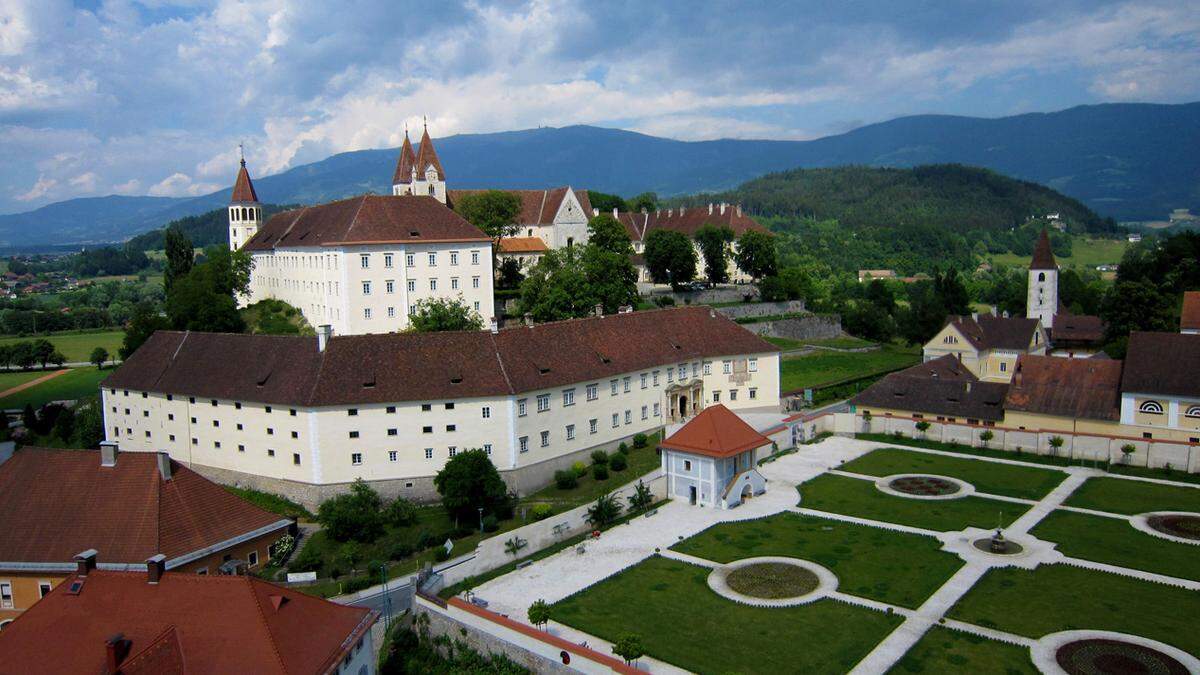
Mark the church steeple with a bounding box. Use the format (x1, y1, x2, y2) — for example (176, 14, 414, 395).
(391, 128, 417, 195)
(1026, 228, 1058, 327)
(228, 146, 262, 251)
(411, 118, 446, 203)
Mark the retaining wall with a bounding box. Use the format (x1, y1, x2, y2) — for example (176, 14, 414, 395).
(715, 300, 807, 319)
(418, 606, 576, 674)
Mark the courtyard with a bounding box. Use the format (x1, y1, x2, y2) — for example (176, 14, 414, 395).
(460, 436, 1200, 673)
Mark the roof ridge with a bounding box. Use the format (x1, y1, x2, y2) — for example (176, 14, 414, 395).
(489, 331, 515, 396)
(342, 195, 369, 242)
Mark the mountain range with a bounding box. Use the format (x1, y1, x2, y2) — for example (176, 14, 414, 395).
(1, 101, 1197, 248)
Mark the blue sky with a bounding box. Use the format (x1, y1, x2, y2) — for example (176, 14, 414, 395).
(1, 0, 1198, 213)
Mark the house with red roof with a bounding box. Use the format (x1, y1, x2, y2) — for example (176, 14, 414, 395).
(0, 552, 377, 675)
(0, 446, 294, 628)
(659, 404, 772, 509)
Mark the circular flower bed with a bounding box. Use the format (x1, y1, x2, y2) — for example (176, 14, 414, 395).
(1055, 638, 1189, 675)
(1146, 514, 1200, 541)
(725, 562, 820, 600)
(889, 475, 961, 496)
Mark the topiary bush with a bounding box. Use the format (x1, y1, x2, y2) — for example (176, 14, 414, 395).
(434, 547, 451, 562)
(554, 469, 578, 490)
(389, 541, 414, 561)
(632, 433, 648, 449)
(591, 450, 610, 465)
(531, 503, 553, 521)
(592, 463, 610, 481)
(573, 461, 588, 477)
(610, 453, 628, 471)
(415, 530, 436, 550)
(342, 575, 373, 593)
(482, 514, 499, 533)
(617, 442, 629, 455)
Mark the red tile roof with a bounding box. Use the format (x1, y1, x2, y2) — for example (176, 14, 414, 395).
(1120, 331, 1200, 398)
(230, 159, 258, 203)
(661, 404, 771, 458)
(104, 307, 777, 406)
(448, 187, 593, 226)
(0, 448, 290, 567)
(498, 236, 549, 253)
(1004, 355, 1122, 421)
(1181, 291, 1200, 331)
(616, 204, 767, 242)
(415, 126, 445, 181)
(1030, 228, 1057, 270)
(0, 569, 376, 675)
(391, 131, 417, 185)
(243, 194, 488, 251)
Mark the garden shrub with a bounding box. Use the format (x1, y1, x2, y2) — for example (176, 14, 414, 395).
(366, 559, 385, 574)
(617, 442, 629, 455)
(610, 453, 628, 471)
(632, 434, 648, 449)
(316, 479, 384, 543)
(385, 497, 418, 527)
(415, 530, 436, 550)
(342, 576, 373, 593)
(531, 503, 553, 521)
(289, 543, 322, 573)
(591, 450, 610, 465)
(573, 461, 588, 477)
(482, 514, 499, 533)
(554, 469, 578, 490)
(325, 563, 344, 579)
(389, 541, 414, 560)
(434, 547, 451, 562)
(592, 463, 610, 480)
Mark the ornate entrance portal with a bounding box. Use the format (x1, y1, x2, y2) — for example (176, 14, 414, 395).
(668, 381, 704, 423)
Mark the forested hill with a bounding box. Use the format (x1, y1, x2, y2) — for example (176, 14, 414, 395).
(677, 164, 1116, 234)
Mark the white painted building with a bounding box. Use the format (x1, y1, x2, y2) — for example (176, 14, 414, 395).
(660, 404, 770, 509)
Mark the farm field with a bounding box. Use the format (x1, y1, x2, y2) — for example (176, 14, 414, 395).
(0, 330, 123, 363)
(0, 366, 109, 408)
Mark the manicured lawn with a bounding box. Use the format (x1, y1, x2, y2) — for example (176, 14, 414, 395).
(799, 474, 1029, 532)
(1031, 510, 1200, 581)
(670, 512, 962, 608)
(765, 336, 807, 350)
(550, 556, 902, 673)
(780, 344, 920, 392)
(948, 564, 1200, 657)
(0, 329, 124, 363)
(0, 366, 109, 408)
(518, 439, 662, 508)
(1064, 476, 1200, 515)
(840, 447, 1066, 500)
(889, 626, 1038, 675)
(0, 369, 49, 391)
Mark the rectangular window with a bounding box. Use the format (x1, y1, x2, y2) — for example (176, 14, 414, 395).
(1, 581, 13, 608)
(385, 279, 395, 294)
(421, 403, 432, 411)
(364, 308, 372, 319)
(612, 413, 619, 428)
(351, 453, 362, 466)
(653, 371, 660, 386)
(704, 362, 712, 376)
(482, 406, 491, 418)
(723, 360, 732, 374)
(653, 402, 661, 417)
(429, 279, 437, 291)
(428, 252, 437, 266)
(610, 379, 619, 395)
(386, 406, 396, 413)
(472, 276, 480, 289)
(749, 358, 758, 373)
(248, 551, 260, 567)
(562, 389, 575, 406)
(713, 391, 721, 402)
(518, 399, 527, 416)
(589, 418, 598, 434)
(451, 277, 459, 290)
(519, 436, 529, 453)
(293, 453, 301, 465)
(38, 581, 52, 598)
(586, 383, 598, 401)
(387, 428, 397, 436)
(449, 447, 457, 457)
(640, 373, 648, 389)
(471, 251, 480, 265)
(425, 448, 433, 459)
(540, 430, 549, 447)
(349, 431, 359, 438)
(386, 450, 398, 462)
(362, 281, 371, 295)
(360, 254, 369, 269)
(267, 449, 275, 457)
(387, 306, 395, 318)
(484, 443, 492, 455)
(406, 253, 415, 267)
(446, 424, 456, 432)
(667, 367, 673, 383)
(407, 279, 416, 292)
(623, 376, 631, 393)
(348, 408, 358, 416)
(384, 253, 393, 268)
(749, 387, 758, 400)
(625, 410, 632, 424)
(641, 405, 648, 420)
(566, 424, 575, 440)
(729, 389, 738, 401)
(537, 394, 550, 413)
(450, 251, 459, 266)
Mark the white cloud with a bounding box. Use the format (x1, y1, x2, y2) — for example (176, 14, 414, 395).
(15, 174, 57, 202)
(112, 178, 141, 194)
(147, 172, 217, 197)
(68, 171, 98, 191)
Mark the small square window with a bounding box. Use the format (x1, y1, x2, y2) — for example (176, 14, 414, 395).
(235, 402, 242, 409)
(351, 452, 362, 465)
(421, 404, 432, 411)
(446, 424, 456, 432)
(349, 431, 359, 439)
(348, 408, 358, 416)
(388, 450, 398, 462)
(422, 425, 433, 433)
(425, 448, 433, 459)
(291, 431, 298, 438)
(267, 449, 275, 457)
(267, 427, 274, 435)
(445, 402, 455, 410)
(238, 444, 245, 452)
(386, 406, 396, 413)
(388, 428, 398, 436)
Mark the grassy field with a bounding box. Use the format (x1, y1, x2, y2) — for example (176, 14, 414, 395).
(225, 486, 314, 521)
(780, 344, 919, 392)
(839, 448, 1067, 500)
(550, 556, 902, 674)
(0, 366, 109, 408)
(1031, 510, 1200, 581)
(947, 564, 1200, 657)
(890, 626, 1038, 675)
(0, 330, 123, 363)
(1063, 476, 1200, 515)
(670, 512, 962, 608)
(0, 370, 51, 391)
(799, 474, 1029, 532)
(990, 237, 1127, 269)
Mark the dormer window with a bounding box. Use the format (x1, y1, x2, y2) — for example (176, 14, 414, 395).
(1139, 400, 1164, 415)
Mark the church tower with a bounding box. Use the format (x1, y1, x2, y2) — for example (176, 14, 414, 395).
(228, 147, 261, 251)
(410, 121, 446, 203)
(391, 129, 417, 196)
(1027, 228, 1058, 327)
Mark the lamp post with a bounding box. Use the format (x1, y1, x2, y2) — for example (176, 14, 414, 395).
(478, 507, 484, 533)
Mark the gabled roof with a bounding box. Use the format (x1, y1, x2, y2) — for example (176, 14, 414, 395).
(0, 448, 290, 567)
(661, 404, 771, 458)
(1004, 354, 1122, 421)
(945, 314, 1042, 351)
(448, 188, 593, 226)
(243, 195, 488, 251)
(392, 131, 417, 185)
(1121, 331, 1200, 398)
(1030, 228, 1057, 270)
(414, 126, 445, 180)
(498, 236, 549, 253)
(230, 159, 258, 203)
(1052, 313, 1105, 344)
(850, 355, 1007, 421)
(1181, 291, 1200, 331)
(0, 569, 376, 674)
(615, 204, 767, 242)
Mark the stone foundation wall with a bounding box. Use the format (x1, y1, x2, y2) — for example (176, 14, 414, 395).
(418, 607, 574, 674)
(716, 300, 806, 319)
(742, 314, 843, 341)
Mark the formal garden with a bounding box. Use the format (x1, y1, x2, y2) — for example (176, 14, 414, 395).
(523, 443, 1200, 673)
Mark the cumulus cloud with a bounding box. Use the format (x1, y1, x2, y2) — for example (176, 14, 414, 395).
(15, 174, 57, 202)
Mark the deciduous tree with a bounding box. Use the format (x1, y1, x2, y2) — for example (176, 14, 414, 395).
(643, 230, 696, 288)
(694, 224, 734, 284)
(434, 449, 511, 524)
(408, 297, 483, 332)
(733, 230, 776, 282)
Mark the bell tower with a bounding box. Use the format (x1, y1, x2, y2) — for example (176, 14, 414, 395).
(1027, 228, 1058, 327)
(228, 145, 261, 251)
(411, 119, 447, 204)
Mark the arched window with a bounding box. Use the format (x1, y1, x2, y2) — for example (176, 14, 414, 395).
(1139, 400, 1164, 415)
(231, 208, 239, 222)
(428, 184, 435, 196)
(1186, 406, 1200, 419)
(567, 237, 574, 248)
(1038, 272, 1045, 282)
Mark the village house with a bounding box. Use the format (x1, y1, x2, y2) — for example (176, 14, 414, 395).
(922, 312, 1047, 383)
(0, 446, 294, 628)
(0, 552, 377, 674)
(99, 306, 780, 508)
(660, 404, 771, 509)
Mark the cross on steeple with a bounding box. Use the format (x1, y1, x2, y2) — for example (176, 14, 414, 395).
(238, 142, 245, 167)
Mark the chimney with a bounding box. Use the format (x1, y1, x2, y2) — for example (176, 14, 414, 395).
(146, 554, 166, 584)
(317, 324, 332, 352)
(720, 203, 727, 215)
(1002, 310, 1009, 318)
(100, 441, 117, 468)
(106, 634, 130, 674)
(736, 205, 742, 216)
(523, 313, 533, 327)
(990, 306, 998, 316)
(971, 312, 978, 322)
(488, 317, 498, 334)
(156, 452, 172, 481)
(592, 207, 599, 217)
(679, 206, 685, 216)
(612, 207, 618, 218)
(75, 549, 98, 576)
(709, 308, 716, 318)
(594, 304, 603, 318)
(708, 203, 713, 215)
